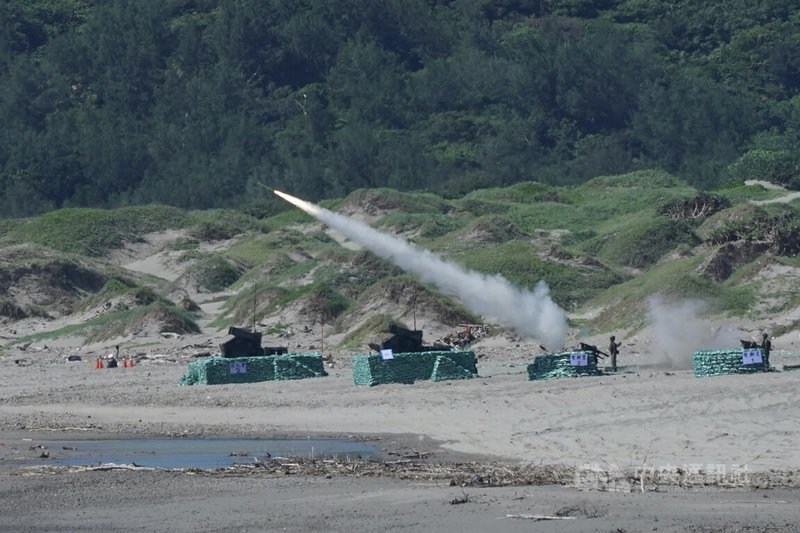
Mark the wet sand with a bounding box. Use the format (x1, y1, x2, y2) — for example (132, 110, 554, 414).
(2, 347, 800, 531)
(3, 469, 800, 532)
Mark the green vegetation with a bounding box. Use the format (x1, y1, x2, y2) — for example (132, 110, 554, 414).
(339, 315, 403, 350)
(192, 256, 242, 292)
(587, 254, 763, 332)
(727, 149, 800, 189)
(585, 218, 700, 269)
(84, 301, 200, 343)
(587, 257, 705, 331)
(209, 284, 283, 330)
(712, 182, 786, 205)
(187, 209, 270, 239)
(459, 240, 624, 309)
(215, 278, 356, 329)
(309, 284, 352, 323)
(659, 193, 730, 219)
(312, 250, 404, 295)
(224, 234, 286, 268)
(3, 172, 799, 343)
(379, 212, 468, 239)
(3, 2, 800, 217)
(342, 189, 451, 216)
(708, 208, 800, 255)
(2, 205, 189, 256)
(5, 300, 200, 347)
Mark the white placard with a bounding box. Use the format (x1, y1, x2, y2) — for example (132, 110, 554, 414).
(742, 349, 763, 365)
(570, 352, 588, 367)
(380, 349, 394, 360)
(229, 361, 248, 374)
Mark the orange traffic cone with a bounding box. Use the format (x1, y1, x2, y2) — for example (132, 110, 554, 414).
(95, 358, 103, 369)
(122, 357, 128, 368)
(128, 357, 134, 367)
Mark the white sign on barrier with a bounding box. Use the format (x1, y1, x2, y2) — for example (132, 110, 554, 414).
(229, 361, 247, 374)
(380, 349, 394, 360)
(742, 349, 763, 365)
(570, 352, 588, 367)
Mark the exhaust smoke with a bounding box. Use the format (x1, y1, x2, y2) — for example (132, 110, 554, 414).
(274, 189, 568, 349)
(647, 295, 743, 369)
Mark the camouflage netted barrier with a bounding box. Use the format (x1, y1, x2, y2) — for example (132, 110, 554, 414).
(527, 351, 602, 380)
(179, 353, 327, 385)
(692, 348, 768, 377)
(352, 350, 477, 386)
(430, 354, 476, 382)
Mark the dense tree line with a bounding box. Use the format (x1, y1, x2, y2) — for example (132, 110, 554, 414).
(2, 0, 800, 217)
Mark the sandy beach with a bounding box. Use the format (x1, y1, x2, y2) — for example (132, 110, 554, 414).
(2, 333, 800, 531)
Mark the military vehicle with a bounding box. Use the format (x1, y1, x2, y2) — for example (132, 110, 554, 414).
(220, 326, 288, 358)
(368, 324, 449, 354)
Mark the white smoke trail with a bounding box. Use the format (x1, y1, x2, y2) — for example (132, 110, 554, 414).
(274, 190, 568, 349)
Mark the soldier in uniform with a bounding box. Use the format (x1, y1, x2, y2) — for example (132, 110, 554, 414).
(609, 336, 622, 372)
(760, 332, 771, 370)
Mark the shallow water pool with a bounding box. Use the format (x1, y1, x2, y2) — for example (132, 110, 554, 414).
(24, 438, 376, 469)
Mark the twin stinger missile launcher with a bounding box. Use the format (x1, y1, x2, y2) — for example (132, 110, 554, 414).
(220, 326, 288, 358)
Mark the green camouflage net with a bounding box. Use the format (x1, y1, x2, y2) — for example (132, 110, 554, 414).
(352, 350, 477, 386)
(527, 351, 602, 380)
(179, 353, 328, 385)
(692, 348, 768, 377)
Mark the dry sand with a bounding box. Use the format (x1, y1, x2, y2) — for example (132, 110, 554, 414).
(2, 332, 800, 532)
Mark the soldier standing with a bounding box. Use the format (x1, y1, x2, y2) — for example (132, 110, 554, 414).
(760, 332, 771, 370)
(609, 335, 622, 372)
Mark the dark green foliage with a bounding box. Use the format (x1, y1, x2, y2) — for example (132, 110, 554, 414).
(131, 286, 159, 306)
(194, 256, 241, 292)
(616, 219, 700, 269)
(308, 283, 351, 323)
(630, 71, 758, 187)
(2, 1, 799, 216)
(659, 193, 730, 219)
(707, 210, 800, 256)
(726, 149, 800, 190)
(258, 281, 352, 325)
(100, 278, 133, 296)
(187, 212, 265, 241)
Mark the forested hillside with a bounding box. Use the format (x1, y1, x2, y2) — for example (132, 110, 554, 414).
(2, 0, 800, 216)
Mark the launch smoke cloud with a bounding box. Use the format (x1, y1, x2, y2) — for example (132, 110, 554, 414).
(274, 190, 568, 350)
(647, 295, 744, 369)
